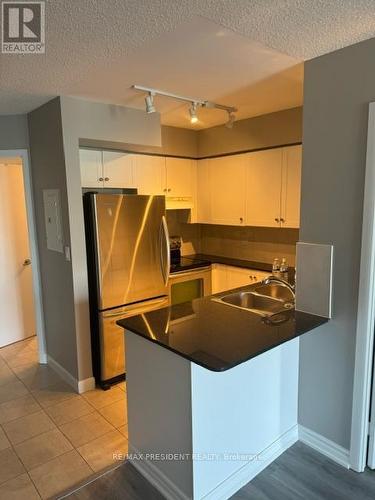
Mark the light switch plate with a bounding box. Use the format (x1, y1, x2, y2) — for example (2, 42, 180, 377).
(295, 242, 334, 318)
(43, 189, 63, 253)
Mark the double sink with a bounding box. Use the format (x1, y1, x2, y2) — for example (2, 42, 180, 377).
(213, 282, 295, 317)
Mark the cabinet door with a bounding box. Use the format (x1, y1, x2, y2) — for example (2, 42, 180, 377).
(102, 151, 136, 189)
(79, 149, 103, 188)
(209, 155, 247, 226)
(281, 145, 302, 228)
(226, 266, 253, 289)
(196, 159, 211, 223)
(246, 149, 283, 227)
(133, 155, 166, 195)
(166, 157, 195, 197)
(211, 264, 228, 294)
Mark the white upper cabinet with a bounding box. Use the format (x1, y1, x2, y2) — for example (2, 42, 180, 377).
(209, 155, 247, 226)
(102, 151, 136, 189)
(281, 145, 302, 228)
(80, 149, 103, 188)
(246, 148, 283, 227)
(133, 155, 166, 195)
(196, 159, 211, 223)
(165, 158, 196, 198)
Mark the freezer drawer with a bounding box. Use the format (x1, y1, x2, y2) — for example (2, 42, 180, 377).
(98, 296, 169, 384)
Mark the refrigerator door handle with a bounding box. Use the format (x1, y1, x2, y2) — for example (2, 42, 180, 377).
(160, 215, 170, 287)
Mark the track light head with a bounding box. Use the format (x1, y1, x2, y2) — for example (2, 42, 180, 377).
(189, 102, 198, 124)
(225, 111, 236, 129)
(145, 93, 156, 113)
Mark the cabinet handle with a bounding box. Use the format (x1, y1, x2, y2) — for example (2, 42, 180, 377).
(240, 217, 243, 223)
(168, 188, 171, 192)
(104, 177, 109, 182)
(275, 218, 280, 223)
(99, 177, 104, 182)
(280, 218, 285, 223)
(163, 188, 167, 193)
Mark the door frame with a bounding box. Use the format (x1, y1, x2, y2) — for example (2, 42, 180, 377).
(350, 102, 375, 471)
(0, 149, 47, 363)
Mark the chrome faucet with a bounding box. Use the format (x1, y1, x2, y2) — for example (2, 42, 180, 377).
(261, 276, 296, 300)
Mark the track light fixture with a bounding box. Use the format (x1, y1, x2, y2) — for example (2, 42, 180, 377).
(133, 85, 237, 127)
(189, 102, 199, 124)
(145, 92, 156, 113)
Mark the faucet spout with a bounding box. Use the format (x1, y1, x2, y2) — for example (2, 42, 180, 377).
(261, 276, 296, 300)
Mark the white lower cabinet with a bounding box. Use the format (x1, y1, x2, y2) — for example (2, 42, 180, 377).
(211, 264, 270, 294)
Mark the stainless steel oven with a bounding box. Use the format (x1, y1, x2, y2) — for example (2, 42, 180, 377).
(168, 266, 212, 306)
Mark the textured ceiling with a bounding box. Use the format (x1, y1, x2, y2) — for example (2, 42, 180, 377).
(1, 0, 375, 127)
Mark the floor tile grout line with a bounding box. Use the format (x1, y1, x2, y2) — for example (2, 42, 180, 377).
(11, 427, 76, 473)
(57, 413, 117, 451)
(1, 408, 57, 447)
(26, 470, 43, 499)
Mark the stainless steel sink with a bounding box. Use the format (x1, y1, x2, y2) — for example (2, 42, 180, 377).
(254, 283, 294, 302)
(212, 286, 295, 317)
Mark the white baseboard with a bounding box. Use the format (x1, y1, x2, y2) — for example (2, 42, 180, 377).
(128, 444, 190, 500)
(78, 376, 95, 393)
(298, 424, 350, 469)
(129, 425, 298, 500)
(47, 355, 95, 394)
(203, 425, 299, 500)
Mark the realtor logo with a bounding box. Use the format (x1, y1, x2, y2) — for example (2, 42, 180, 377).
(1, 1, 45, 53)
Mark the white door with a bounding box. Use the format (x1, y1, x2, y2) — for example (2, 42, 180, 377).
(209, 155, 247, 226)
(133, 155, 166, 195)
(246, 149, 283, 227)
(165, 157, 194, 197)
(102, 151, 136, 188)
(0, 162, 36, 347)
(79, 149, 104, 188)
(281, 145, 302, 228)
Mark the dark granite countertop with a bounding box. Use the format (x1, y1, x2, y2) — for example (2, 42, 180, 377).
(117, 286, 327, 372)
(185, 253, 273, 272)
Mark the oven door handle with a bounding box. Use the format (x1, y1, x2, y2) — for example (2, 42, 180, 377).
(160, 215, 170, 287)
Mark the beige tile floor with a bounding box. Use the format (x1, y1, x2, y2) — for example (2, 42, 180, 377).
(0, 337, 128, 499)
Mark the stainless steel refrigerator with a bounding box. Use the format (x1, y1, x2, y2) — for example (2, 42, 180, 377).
(83, 193, 170, 389)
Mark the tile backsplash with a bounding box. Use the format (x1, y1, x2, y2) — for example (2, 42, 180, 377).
(200, 224, 298, 265)
(166, 211, 298, 265)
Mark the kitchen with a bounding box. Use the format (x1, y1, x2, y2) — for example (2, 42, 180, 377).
(78, 116, 302, 390)
(69, 85, 331, 499)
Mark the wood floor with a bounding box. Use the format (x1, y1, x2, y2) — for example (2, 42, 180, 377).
(62, 441, 375, 500)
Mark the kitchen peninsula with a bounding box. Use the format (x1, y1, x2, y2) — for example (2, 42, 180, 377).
(117, 287, 327, 500)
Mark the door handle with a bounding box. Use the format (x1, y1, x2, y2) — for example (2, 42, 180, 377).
(23, 259, 31, 266)
(159, 215, 170, 287)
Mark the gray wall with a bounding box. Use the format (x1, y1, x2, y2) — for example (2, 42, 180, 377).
(161, 126, 198, 158)
(28, 99, 78, 377)
(298, 37, 375, 449)
(0, 115, 29, 150)
(197, 107, 302, 158)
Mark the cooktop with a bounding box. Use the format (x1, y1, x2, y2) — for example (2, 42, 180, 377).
(170, 257, 211, 274)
